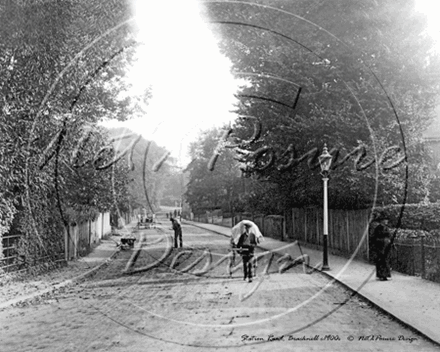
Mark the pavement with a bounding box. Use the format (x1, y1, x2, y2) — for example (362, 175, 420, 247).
(0, 223, 135, 310)
(3, 219, 440, 347)
(184, 220, 440, 347)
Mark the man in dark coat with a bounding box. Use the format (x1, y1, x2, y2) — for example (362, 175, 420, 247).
(170, 217, 182, 248)
(372, 216, 392, 281)
(237, 223, 257, 282)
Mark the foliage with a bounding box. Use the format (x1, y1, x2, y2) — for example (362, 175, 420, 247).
(374, 203, 440, 231)
(196, 0, 440, 211)
(107, 127, 172, 213)
(0, 1, 145, 265)
(185, 127, 247, 214)
(161, 171, 184, 207)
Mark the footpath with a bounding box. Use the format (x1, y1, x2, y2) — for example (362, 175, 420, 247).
(185, 220, 440, 347)
(0, 223, 136, 310)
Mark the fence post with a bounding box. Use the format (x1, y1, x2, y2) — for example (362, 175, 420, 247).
(421, 234, 426, 279)
(88, 220, 92, 250)
(101, 213, 104, 238)
(437, 245, 440, 280)
(282, 214, 286, 242)
(412, 238, 416, 276)
(304, 209, 307, 244)
(64, 227, 68, 262)
(346, 211, 350, 253)
(73, 226, 78, 259)
(366, 222, 370, 261)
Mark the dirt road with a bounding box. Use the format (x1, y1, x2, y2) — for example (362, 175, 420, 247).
(0, 220, 438, 351)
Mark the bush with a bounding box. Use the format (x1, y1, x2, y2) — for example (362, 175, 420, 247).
(373, 203, 440, 231)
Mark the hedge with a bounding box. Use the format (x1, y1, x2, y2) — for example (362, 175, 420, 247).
(373, 203, 440, 231)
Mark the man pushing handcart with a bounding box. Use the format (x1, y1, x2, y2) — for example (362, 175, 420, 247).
(229, 220, 264, 282)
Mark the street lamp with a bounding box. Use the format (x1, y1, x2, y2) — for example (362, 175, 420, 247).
(318, 143, 332, 271)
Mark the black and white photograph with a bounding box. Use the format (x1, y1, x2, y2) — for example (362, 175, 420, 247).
(1, 0, 440, 351)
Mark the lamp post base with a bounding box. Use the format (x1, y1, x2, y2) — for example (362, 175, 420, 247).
(322, 235, 330, 271)
(322, 264, 330, 271)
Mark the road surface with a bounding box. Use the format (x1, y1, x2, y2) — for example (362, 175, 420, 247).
(0, 218, 438, 351)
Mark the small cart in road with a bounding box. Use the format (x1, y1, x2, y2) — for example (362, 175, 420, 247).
(137, 214, 156, 229)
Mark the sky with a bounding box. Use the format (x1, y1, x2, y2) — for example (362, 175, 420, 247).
(101, 0, 246, 166)
(415, 0, 440, 52)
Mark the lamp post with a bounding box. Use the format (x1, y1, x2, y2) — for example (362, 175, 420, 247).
(318, 144, 332, 271)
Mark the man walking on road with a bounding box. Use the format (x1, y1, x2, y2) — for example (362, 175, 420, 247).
(170, 217, 183, 248)
(237, 223, 257, 282)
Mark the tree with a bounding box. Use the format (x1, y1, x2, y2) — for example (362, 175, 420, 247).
(0, 0, 148, 265)
(199, 0, 440, 210)
(185, 127, 246, 214)
(107, 127, 172, 213)
(161, 170, 184, 207)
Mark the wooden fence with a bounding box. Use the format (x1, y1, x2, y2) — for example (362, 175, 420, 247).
(193, 210, 233, 228)
(1, 212, 124, 276)
(390, 237, 440, 283)
(0, 234, 23, 273)
(192, 208, 370, 259)
(64, 212, 112, 261)
(287, 208, 370, 260)
(234, 213, 285, 241)
(190, 208, 440, 284)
